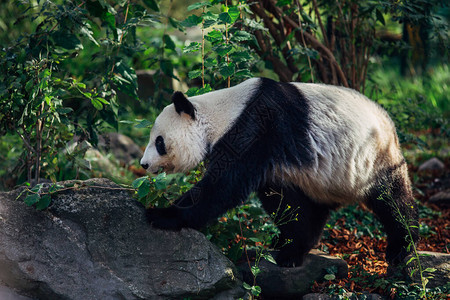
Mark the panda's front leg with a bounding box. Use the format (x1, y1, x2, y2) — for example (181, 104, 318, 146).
(146, 184, 213, 231)
(146, 206, 185, 230)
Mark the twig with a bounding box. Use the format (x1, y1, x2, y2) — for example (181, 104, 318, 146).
(312, 0, 329, 48)
(201, 7, 205, 88)
(110, 0, 130, 74)
(225, 0, 231, 88)
(295, 0, 314, 82)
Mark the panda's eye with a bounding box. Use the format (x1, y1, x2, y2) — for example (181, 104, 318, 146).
(155, 135, 167, 156)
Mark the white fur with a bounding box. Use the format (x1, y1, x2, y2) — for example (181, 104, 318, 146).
(278, 83, 403, 205)
(140, 78, 259, 173)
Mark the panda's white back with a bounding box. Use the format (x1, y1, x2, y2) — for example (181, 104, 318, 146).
(284, 82, 404, 204)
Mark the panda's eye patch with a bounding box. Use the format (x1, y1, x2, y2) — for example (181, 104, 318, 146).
(155, 135, 167, 156)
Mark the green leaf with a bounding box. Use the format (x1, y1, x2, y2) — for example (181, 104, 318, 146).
(263, 253, 277, 265)
(202, 12, 218, 28)
(251, 285, 261, 296)
(56, 107, 73, 115)
(186, 84, 212, 96)
(134, 119, 153, 128)
(91, 98, 103, 110)
(80, 25, 99, 47)
(251, 266, 261, 277)
(132, 177, 148, 189)
(163, 34, 176, 51)
(376, 9, 385, 26)
(249, 237, 261, 243)
(234, 69, 253, 79)
(143, 0, 159, 12)
(324, 274, 336, 281)
(214, 44, 233, 56)
(424, 267, 436, 273)
(51, 31, 83, 50)
(138, 180, 151, 198)
(160, 60, 178, 80)
(36, 194, 51, 210)
(406, 256, 416, 265)
(188, 69, 202, 79)
(206, 30, 222, 43)
(181, 15, 203, 27)
(219, 62, 235, 78)
(183, 42, 201, 53)
(230, 51, 252, 62)
(276, 0, 292, 6)
(24, 194, 40, 206)
(95, 97, 110, 105)
(232, 30, 253, 42)
(204, 58, 217, 68)
(187, 2, 211, 11)
(154, 173, 167, 190)
(242, 282, 252, 290)
(218, 6, 240, 24)
(103, 12, 116, 30)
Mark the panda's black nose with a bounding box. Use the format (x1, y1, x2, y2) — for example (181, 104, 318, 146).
(141, 163, 149, 170)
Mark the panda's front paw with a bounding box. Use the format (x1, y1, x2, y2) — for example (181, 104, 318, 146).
(146, 207, 184, 231)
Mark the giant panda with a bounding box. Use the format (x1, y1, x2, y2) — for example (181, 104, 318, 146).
(140, 77, 418, 268)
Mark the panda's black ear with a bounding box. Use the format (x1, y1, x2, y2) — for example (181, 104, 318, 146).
(172, 91, 196, 120)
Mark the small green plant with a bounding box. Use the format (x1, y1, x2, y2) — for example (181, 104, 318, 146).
(377, 188, 436, 299)
(132, 165, 204, 208)
(181, 0, 258, 93)
(235, 188, 300, 299)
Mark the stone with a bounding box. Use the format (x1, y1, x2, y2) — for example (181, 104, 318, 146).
(98, 132, 143, 165)
(0, 285, 33, 300)
(418, 157, 445, 172)
(405, 251, 450, 288)
(429, 189, 450, 208)
(0, 178, 243, 300)
(238, 249, 348, 299)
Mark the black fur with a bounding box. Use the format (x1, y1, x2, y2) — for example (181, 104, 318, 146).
(172, 91, 196, 120)
(366, 162, 419, 265)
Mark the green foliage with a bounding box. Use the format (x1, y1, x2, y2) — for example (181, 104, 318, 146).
(181, 0, 259, 93)
(132, 166, 204, 208)
(204, 195, 279, 262)
(323, 205, 385, 241)
(0, 0, 158, 188)
(366, 65, 449, 148)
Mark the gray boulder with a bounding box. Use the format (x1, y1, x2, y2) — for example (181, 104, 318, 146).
(429, 189, 450, 208)
(406, 251, 450, 288)
(0, 285, 33, 300)
(238, 249, 348, 299)
(418, 157, 445, 172)
(0, 178, 243, 300)
(98, 132, 143, 165)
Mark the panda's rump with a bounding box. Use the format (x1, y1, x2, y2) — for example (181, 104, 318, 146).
(277, 83, 404, 205)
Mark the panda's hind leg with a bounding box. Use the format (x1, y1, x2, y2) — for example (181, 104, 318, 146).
(366, 163, 419, 266)
(258, 184, 331, 267)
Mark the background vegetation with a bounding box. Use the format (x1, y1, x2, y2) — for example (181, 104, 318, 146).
(0, 0, 448, 299)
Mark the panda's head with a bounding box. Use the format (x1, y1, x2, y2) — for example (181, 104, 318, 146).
(140, 92, 208, 174)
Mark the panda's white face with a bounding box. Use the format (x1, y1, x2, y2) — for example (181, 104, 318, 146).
(140, 79, 260, 174)
(140, 98, 208, 174)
